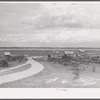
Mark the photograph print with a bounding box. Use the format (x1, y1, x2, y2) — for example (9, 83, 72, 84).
(0, 2, 100, 88)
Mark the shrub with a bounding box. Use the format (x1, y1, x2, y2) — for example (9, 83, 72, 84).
(62, 54, 67, 60)
(9, 55, 28, 62)
(47, 54, 52, 61)
(0, 59, 8, 67)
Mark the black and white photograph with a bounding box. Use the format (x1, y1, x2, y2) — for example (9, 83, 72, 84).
(0, 1, 100, 90)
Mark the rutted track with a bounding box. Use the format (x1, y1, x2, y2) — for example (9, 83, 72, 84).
(0, 58, 44, 85)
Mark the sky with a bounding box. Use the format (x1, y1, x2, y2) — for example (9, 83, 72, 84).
(0, 2, 100, 47)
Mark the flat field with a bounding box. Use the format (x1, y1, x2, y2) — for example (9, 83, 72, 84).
(0, 48, 100, 88)
(0, 60, 100, 88)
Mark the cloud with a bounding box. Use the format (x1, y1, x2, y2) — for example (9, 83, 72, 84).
(17, 3, 87, 28)
(0, 3, 100, 47)
(1, 3, 100, 29)
(20, 3, 100, 29)
(1, 28, 100, 45)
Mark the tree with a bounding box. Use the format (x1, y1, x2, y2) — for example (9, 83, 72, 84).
(62, 53, 67, 60)
(47, 54, 51, 61)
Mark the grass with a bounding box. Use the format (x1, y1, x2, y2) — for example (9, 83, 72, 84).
(0, 60, 73, 88)
(0, 64, 31, 76)
(0, 60, 27, 71)
(0, 59, 100, 88)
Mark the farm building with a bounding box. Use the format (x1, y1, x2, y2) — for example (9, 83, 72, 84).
(74, 50, 86, 57)
(64, 51, 76, 57)
(78, 49, 86, 53)
(64, 51, 74, 54)
(4, 52, 11, 57)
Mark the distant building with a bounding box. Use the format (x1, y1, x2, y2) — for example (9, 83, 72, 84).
(64, 51, 74, 55)
(74, 50, 86, 57)
(4, 52, 11, 58)
(78, 49, 86, 53)
(4, 52, 11, 56)
(64, 51, 76, 57)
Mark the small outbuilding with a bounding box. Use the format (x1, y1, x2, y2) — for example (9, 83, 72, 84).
(64, 51, 76, 57)
(78, 49, 86, 53)
(4, 52, 11, 57)
(64, 51, 74, 55)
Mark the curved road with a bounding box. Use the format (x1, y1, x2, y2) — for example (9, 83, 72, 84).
(0, 57, 44, 85)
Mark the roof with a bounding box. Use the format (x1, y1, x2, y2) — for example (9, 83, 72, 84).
(64, 51, 74, 54)
(4, 52, 10, 55)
